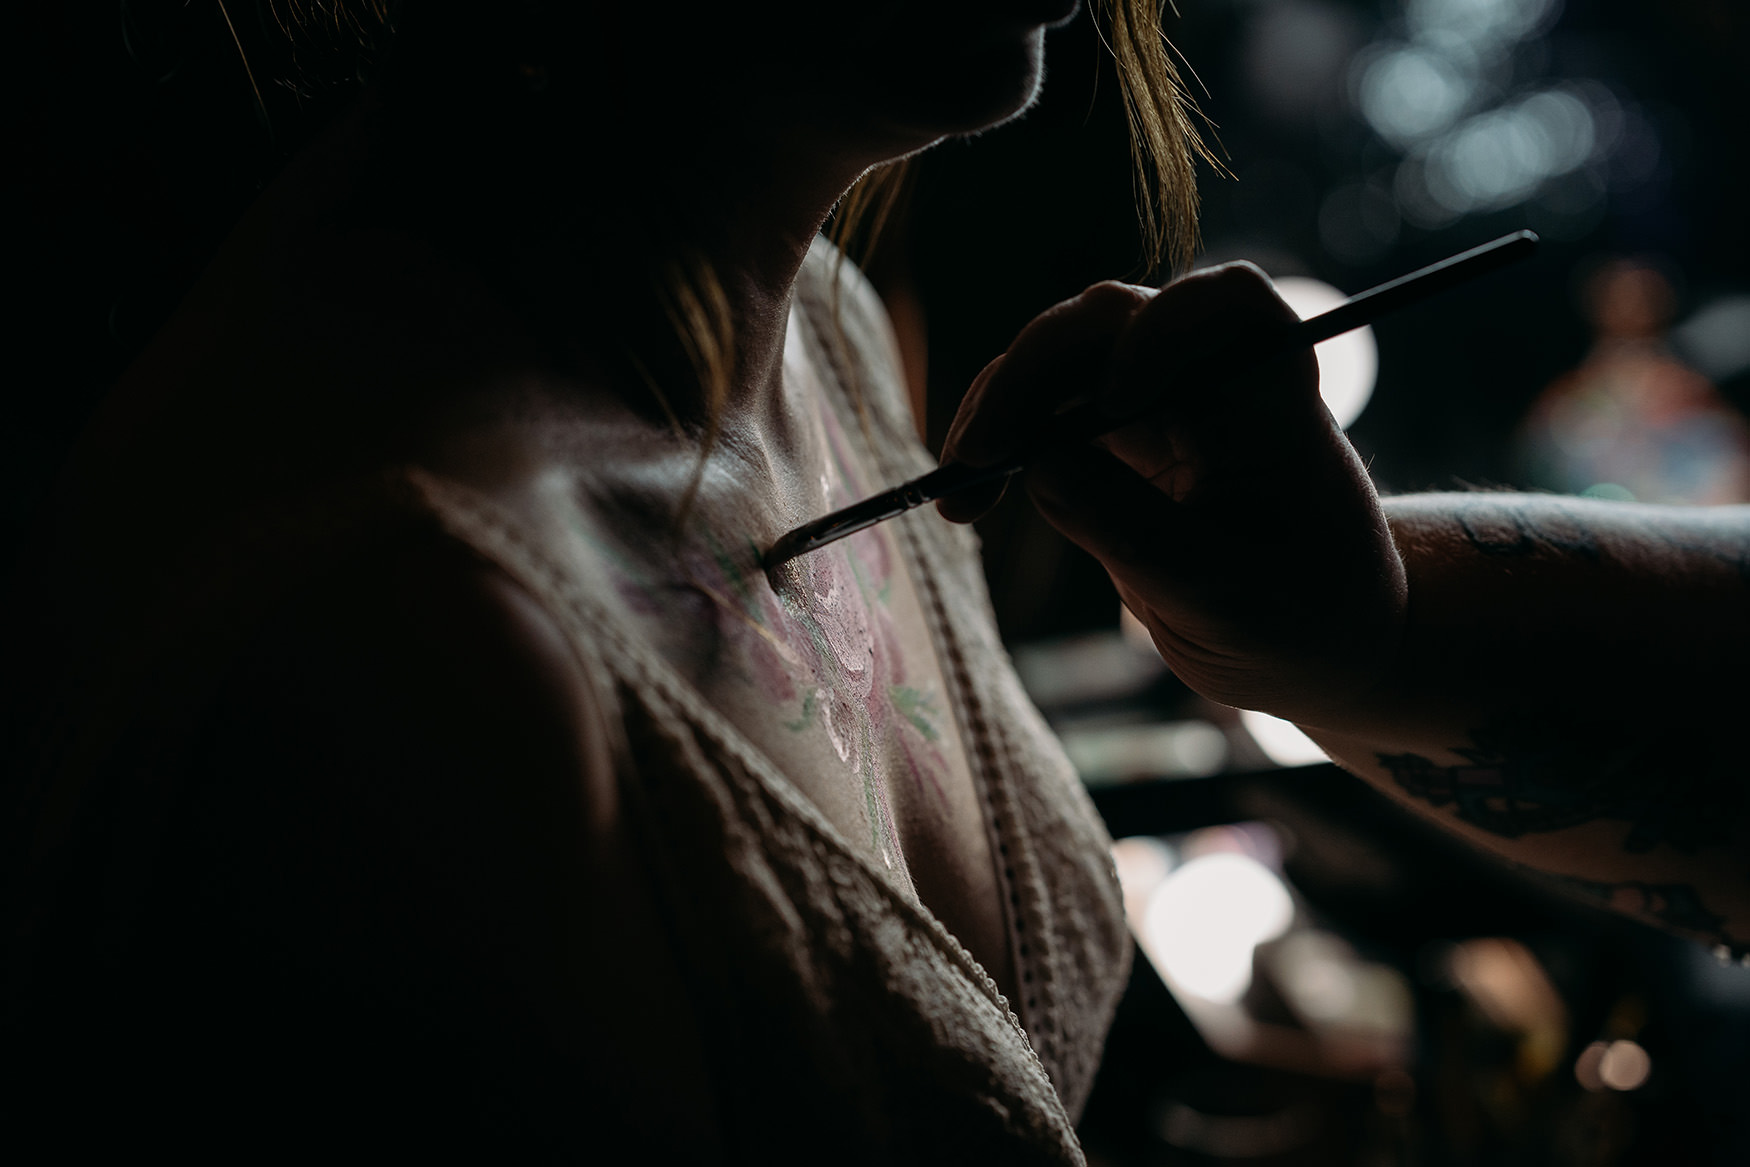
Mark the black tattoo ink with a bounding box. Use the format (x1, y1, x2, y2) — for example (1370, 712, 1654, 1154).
(1453, 508, 1535, 558)
(1378, 712, 1740, 855)
(1453, 499, 1603, 561)
(1451, 494, 1750, 582)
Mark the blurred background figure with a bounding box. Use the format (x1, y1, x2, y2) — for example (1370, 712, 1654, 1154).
(1514, 259, 1750, 504)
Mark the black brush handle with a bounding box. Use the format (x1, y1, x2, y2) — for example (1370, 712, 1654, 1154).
(764, 230, 1539, 568)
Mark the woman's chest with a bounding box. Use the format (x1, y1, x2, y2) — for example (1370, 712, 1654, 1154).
(580, 505, 1015, 992)
(597, 517, 971, 875)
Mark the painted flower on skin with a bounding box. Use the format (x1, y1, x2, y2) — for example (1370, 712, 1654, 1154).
(587, 399, 953, 872)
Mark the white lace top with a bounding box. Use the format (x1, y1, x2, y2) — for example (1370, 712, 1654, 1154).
(3, 240, 1129, 1163)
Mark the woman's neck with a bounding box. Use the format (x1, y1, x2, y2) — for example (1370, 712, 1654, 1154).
(326, 77, 891, 429)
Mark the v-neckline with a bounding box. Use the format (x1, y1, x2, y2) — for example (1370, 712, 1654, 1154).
(408, 459, 1032, 1026)
(401, 257, 1043, 1067)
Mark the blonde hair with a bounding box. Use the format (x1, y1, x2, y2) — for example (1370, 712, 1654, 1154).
(831, 0, 1211, 280)
(1104, 0, 1216, 276)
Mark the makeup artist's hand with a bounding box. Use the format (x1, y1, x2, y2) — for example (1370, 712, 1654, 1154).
(940, 263, 1406, 726)
(947, 266, 1750, 956)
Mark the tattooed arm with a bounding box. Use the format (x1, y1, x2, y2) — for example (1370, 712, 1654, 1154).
(940, 265, 1750, 952)
(1301, 493, 1750, 953)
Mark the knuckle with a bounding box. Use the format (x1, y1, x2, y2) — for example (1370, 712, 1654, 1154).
(1214, 263, 1297, 315)
(1021, 283, 1148, 344)
(1076, 280, 1154, 316)
(1146, 261, 1295, 336)
(1182, 261, 1275, 303)
(1214, 259, 1271, 284)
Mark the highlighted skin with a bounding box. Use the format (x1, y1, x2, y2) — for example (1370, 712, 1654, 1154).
(589, 397, 954, 876)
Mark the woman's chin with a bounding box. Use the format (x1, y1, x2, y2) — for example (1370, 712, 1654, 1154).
(1023, 0, 1082, 29)
(872, 27, 1049, 141)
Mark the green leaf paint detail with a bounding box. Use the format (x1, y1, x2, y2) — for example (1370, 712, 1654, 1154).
(844, 541, 893, 607)
(889, 685, 940, 742)
(785, 689, 818, 733)
(706, 532, 756, 607)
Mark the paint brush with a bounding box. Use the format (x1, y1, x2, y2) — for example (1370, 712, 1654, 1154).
(764, 229, 1539, 569)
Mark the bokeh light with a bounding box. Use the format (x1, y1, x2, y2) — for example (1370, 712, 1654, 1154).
(1272, 277, 1379, 429)
(1060, 720, 1230, 783)
(1599, 1040, 1653, 1091)
(1445, 936, 1570, 1079)
(1239, 708, 1331, 768)
(1140, 851, 1296, 1002)
(1576, 1039, 1652, 1092)
(1266, 930, 1416, 1038)
(1406, 0, 1561, 47)
(1344, 0, 1659, 234)
(1418, 88, 1598, 216)
(1673, 295, 1750, 384)
(1358, 46, 1475, 147)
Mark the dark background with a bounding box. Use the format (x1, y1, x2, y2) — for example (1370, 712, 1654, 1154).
(887, 10, 1750, 1160)
(8, 2, 1748, 605)
(893, 0, 1750, 642)
(9, 2, 1750, 1163)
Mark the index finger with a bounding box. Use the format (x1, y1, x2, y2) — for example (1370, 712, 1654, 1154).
(937, 281, 1151, 522)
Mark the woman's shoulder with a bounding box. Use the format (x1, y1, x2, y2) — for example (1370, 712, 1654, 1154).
(4, 475, 727, 1157)
(219, 512, 619, 810)
(795, 235, 899, 359)
(793, 236, 918, 437)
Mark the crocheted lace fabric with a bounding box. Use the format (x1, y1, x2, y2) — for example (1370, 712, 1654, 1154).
(3, 240, 1129, 1162)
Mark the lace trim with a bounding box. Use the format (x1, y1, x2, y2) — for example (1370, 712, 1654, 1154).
(399, 468, 1042, 1052)
(786, 253, 1065, 1072)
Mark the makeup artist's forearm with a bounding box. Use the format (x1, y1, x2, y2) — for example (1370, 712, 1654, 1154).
(1312, 493, 1750, 734)
(1297, 493, 1750, 946)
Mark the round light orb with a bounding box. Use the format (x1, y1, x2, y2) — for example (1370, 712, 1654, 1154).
(1598, 1040, 1651, 1091)
(1272, 276, 1380, 429)
(1239, 708, 1331, 768)
(1141, 852, 1295, 1003)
